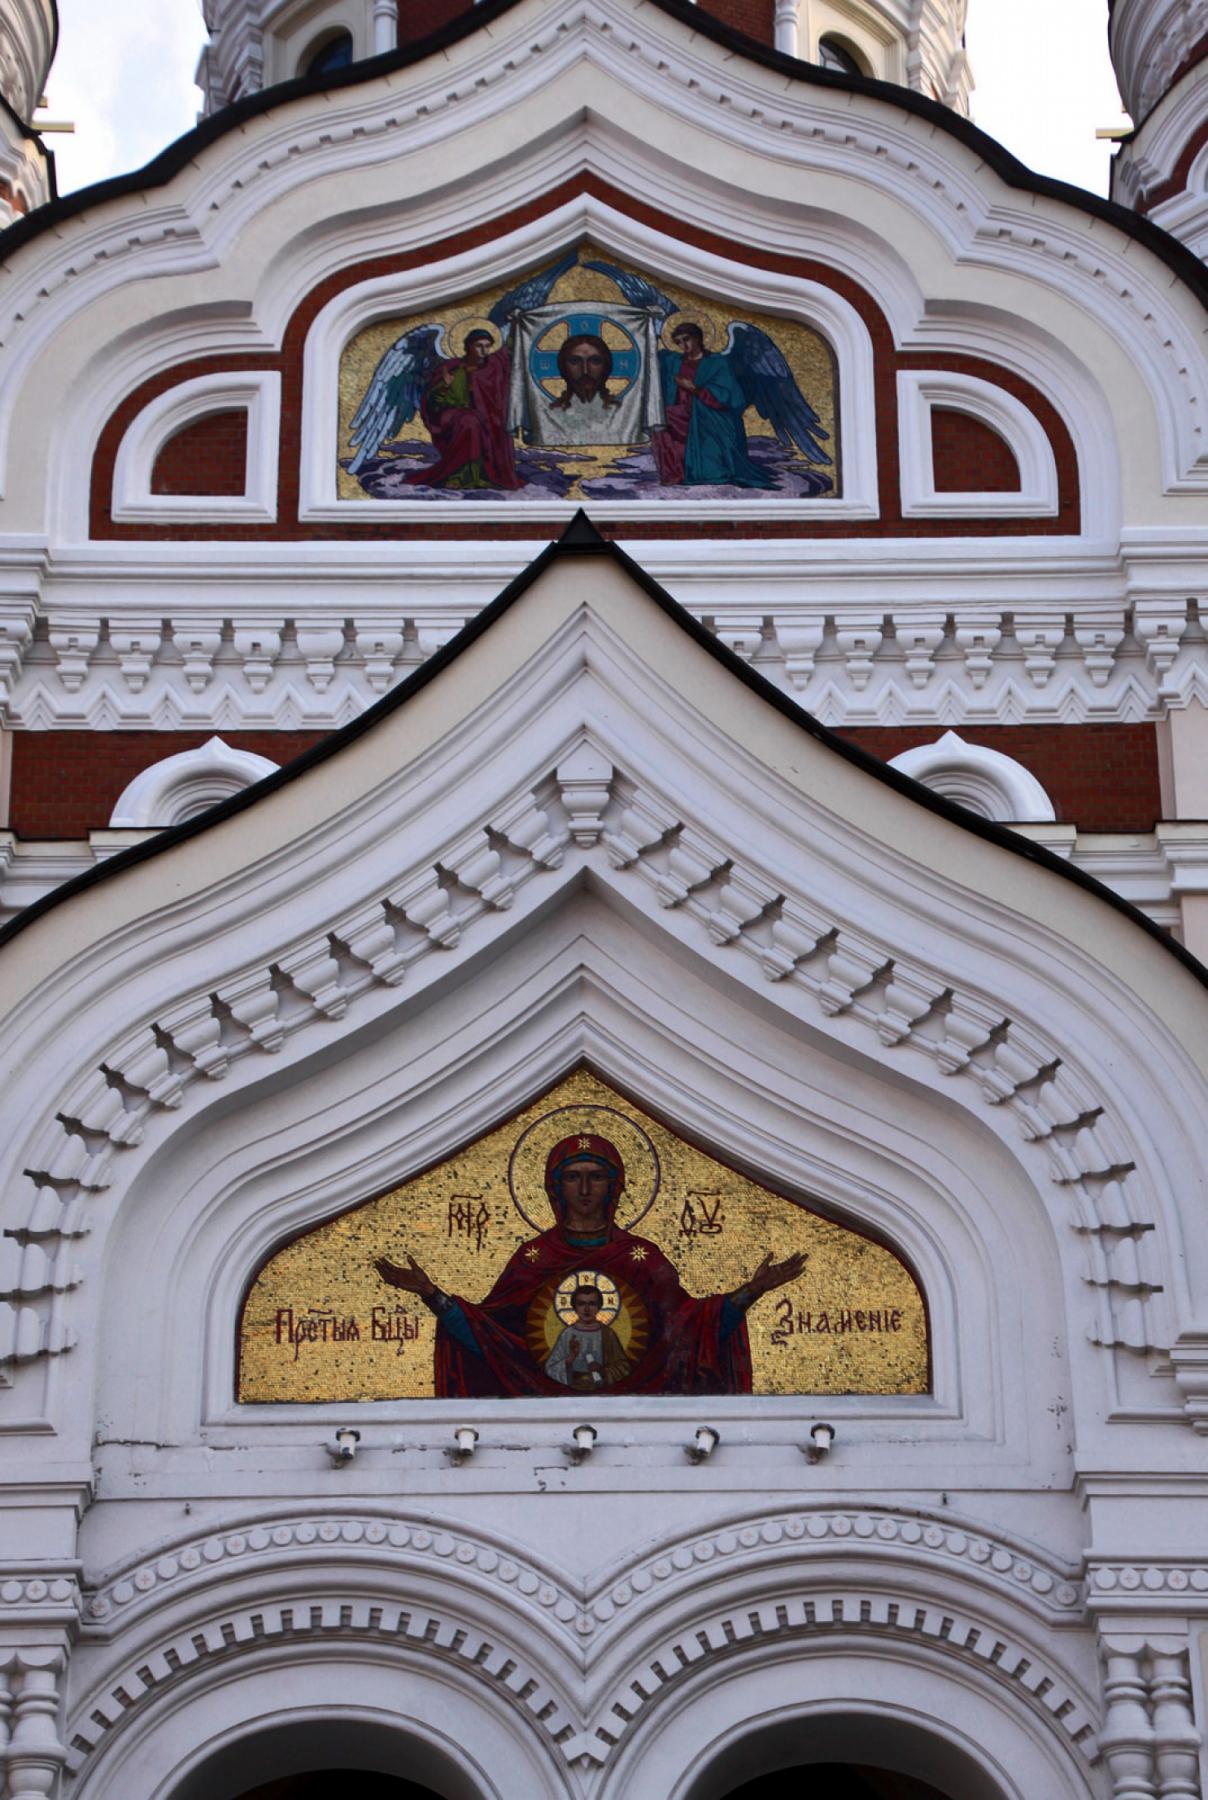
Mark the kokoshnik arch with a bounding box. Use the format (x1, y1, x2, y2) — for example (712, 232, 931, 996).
(3, 0, 1208, 1797)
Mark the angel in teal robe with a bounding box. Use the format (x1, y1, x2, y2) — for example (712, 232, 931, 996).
(656, 323, 776, 488)
(578, 263, 834, 494)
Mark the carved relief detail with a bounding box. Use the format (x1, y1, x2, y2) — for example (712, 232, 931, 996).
(67, 1505, 1093, 1779)
(1, 746, 1164, 1381)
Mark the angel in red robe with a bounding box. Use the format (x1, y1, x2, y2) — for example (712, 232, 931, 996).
(374, 1133, 806, 1398)
(404, 329, 520, 491)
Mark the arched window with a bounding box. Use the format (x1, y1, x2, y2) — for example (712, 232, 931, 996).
(302, 30, 354, 80)
(817, 36, 864, 77)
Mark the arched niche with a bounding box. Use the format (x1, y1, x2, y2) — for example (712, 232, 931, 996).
(71, 1660, 562, 1800)
(234, 1066, 931, 1407)
(689, 1714, 1004, 1799)
(86, 897, 1072, 1472)
(613, 1653, 1095, 1800)
(167, 1718, 477, 1800)
(723, 1767, 954, 1798)
(234, 1781, 443, 1800)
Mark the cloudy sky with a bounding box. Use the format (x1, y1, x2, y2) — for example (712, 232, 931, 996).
(44, 0, 1126, 200)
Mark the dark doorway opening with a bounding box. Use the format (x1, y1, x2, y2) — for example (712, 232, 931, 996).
(235, 1779, 442, 1800)
(724, 1770, 954, 1799)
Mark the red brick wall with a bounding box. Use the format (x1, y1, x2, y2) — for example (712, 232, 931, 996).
(151, 410, 248, 496)
(931, 407, 1021, 493)
(9, 730, 326, 840)
(9, 722, 1162, 838)
(698, 0, 775, 46)
(395, 0, 774, 47)
(838, 724, 1162, 832)
(396, 0, 477, 46)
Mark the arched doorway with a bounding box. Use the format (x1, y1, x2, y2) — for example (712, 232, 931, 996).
(723, 1769, 954, 1798)
(679, 1707, 1015, 1800)
(166, 1718, 486, 1800)
(234, 1780, 445, 1800)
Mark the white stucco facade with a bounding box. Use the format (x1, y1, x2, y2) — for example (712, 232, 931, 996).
(3, 2, 1208, 1796)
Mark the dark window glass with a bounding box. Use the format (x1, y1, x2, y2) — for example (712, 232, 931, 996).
(303, 32, 354, 79)
(818, 37, 863, 77)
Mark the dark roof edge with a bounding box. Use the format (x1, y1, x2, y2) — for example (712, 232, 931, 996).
(2, 516, 1206, 1001)
(2, 0, 1207, 314)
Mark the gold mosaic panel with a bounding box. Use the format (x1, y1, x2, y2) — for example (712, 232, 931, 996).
(238, 1070, 927, 1402)
(337, 242, 839, 501)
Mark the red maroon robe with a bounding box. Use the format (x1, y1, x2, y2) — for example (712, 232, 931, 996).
(433, 1224, 752, 1399)
(406, 349, 519, 490)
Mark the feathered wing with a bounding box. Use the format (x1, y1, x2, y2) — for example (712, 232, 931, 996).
(581, 260, 677, 319)
(487, 250, 579, 326)
(726, 321, 832, 465)
(347, 325, 444, 475)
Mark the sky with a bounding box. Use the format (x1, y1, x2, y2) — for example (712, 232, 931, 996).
(43, 0, 1127, 201)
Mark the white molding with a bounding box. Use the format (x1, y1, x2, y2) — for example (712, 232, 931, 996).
(896, 370, 1061, 519)
(0, 589, 1180, 730)
(110, 372, 281, 525)
(61, 1501, 1094, 1798)
(107, 737, 280, 828)
(0, 0, 1203, 524)
(888, 731, 1057, 823)
(300, 198, 877, 523)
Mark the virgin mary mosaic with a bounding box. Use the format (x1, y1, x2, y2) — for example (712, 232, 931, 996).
(237, 1071, 927, 1402)
(337, 247, 839, 502)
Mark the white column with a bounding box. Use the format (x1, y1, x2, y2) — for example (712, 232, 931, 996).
(1101, 1639, 1158, 1800)
(373, 0, 398, 54)
(5, 1651, 66, 1800)
(774, 0, 800, 59)
(1162, 699, 1208, 962)
(1149, 1643, 1201, 1800)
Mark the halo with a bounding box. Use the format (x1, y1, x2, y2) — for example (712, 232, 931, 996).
(553, 1270, 622, 1327)
(447, 314, 502, 356)
(661, 309, 723, 353)
(507, 1104, 661, 1232)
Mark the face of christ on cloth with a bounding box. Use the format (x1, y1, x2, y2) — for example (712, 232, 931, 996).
(372, 1130, 807, 1398)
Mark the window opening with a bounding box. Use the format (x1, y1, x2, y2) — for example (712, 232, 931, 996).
(818, 37, 864, 77)
(303, 31, 354, 79)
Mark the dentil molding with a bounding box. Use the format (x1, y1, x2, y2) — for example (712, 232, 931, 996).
(0, 738, 1172, 1393)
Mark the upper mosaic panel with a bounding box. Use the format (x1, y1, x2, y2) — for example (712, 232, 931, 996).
(338, 246, 840, 502)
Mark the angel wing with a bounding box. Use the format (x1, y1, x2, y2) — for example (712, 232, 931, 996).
(347, 325, 444, 475)
(487, 250, 579, 326)
(726, 321, 832, 466)
(581, 260, 676, 319)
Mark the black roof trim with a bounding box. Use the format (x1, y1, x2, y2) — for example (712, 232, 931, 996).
(2, 0, 1207, 313)
(2, 514, 1206, 997)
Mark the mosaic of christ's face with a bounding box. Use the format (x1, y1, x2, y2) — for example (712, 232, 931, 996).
(557, 334, 613, 401)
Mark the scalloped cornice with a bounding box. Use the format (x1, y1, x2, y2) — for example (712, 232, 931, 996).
(65, 1502, 1095, 1780)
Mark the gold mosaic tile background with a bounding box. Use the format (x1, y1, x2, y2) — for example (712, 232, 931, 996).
(239, 1070, 927, 1402)
(336, 243, 840, 500)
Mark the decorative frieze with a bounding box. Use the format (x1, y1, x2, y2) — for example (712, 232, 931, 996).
(3, 601, 1204, 729)
(65, 1504, 1089, 1783)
